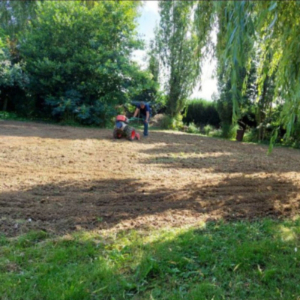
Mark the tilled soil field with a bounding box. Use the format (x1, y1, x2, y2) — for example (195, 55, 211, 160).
(1, 120, 300, 236)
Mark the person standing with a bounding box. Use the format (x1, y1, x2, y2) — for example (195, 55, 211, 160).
(133, 101, 150, 137)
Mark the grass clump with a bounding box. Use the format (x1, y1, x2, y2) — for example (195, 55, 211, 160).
(1, 218, 300, 299)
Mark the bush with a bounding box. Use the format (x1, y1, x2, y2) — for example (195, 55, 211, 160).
(210, 128, 222, 138)
(19, 1, 143, 126)
(0, 111, 16, 119)
(45, 90, 115, 126)
(220, 123, 239, 139)
(160, 115, 173, 129)
(187, 122, 199, 133)
(172, 114, 184, 130)
(183, 99, 221, 127)
(160, 114, 183, 130)
(203, 124, 213, 135)
(243, 128, 259, 143)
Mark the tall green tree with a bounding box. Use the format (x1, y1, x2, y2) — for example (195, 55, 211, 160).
(19, 1, 142, 125)
(156, 1, 203, 118)
(0, 0, 95, 37)
(148, 40, 160, 86)
(215, 0, 300, 142)
(141, 40, 161, 106)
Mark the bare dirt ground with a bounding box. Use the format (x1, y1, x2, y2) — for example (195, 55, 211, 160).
(1, 120, 300, 237)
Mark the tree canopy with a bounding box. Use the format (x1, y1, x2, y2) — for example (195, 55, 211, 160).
(0, 1, 161, 125)
(156, 1, 210, 118)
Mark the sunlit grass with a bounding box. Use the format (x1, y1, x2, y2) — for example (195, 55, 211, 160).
(1, 218, 300, 299)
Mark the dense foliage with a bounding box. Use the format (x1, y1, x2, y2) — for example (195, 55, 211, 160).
(0, 1, 160, 126)
(0, 1, 39, 37)
(151, 0, 300, 145)
(183, 99, 220, 128)
(0, 30, 28, 112)
(212, 1, 300, 144)
(155, 1, 210, 118)
(20, 1, 146, 125)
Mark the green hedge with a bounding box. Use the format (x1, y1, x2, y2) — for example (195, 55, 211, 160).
(183, 99, 221, 127)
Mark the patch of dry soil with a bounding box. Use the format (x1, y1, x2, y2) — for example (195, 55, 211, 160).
(1, 120, 300, 236)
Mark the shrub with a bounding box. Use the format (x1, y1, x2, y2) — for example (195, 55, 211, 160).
(203, 124, 213, 135)
(187, 122, 199, 133)
(160, 114, 183, 130)
(221, 123, 239, 139)
(210, 129, 222, 138)
(183, 98, 221, 127)
(160, 115, 173, 129)
(172, 114, 184, 130)
(244, 128, 259, 143)
(19, 1, 143, 125)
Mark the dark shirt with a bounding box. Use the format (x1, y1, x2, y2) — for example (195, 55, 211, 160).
(138, 104, 150, 117)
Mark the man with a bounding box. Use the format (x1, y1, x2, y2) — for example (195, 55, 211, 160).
(133, 101, 150, 137)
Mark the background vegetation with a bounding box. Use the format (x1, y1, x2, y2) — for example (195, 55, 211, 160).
(1, 0, 300, 142)
(0, 1, 158, 126)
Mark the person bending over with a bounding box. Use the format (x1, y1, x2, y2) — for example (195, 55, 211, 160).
(133, 101, 150, 137)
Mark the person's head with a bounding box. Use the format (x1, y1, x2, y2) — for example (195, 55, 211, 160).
(140, 101, 145, 109)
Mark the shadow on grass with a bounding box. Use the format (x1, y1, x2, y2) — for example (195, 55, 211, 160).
(133, 219, 300, 299)
(1, 218, 300, 300)
(1, 175, 299, 237)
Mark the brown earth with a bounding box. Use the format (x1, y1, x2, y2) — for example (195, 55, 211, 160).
(1, 120, 300, 237)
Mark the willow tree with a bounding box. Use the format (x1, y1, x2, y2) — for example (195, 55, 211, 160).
(156, 1, 211, 118)
(170, 0, 300, 144)
(261, 1, 300, 141)
(213, 0, 300, 144)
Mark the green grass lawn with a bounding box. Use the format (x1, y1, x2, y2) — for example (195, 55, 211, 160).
(1, 218, 300, 300)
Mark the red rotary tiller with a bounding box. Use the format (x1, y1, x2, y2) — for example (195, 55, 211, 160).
(113, 115, 140, 141)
